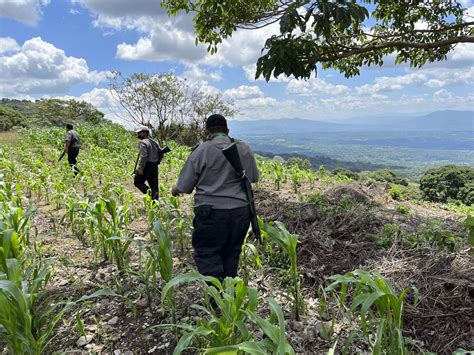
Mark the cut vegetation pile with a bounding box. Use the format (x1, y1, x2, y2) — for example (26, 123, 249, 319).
(256, 184, 473, 353)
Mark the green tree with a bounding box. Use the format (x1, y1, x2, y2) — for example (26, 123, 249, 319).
(286, 156, 311, 170)
(420, 165, 474, 205)
(366, 169, 408, 186)
(66, 99, 104, 124)
(31, 99, 104, 127)
(0, 106, 29, 131)
(110, 72, 236, 141)
(162, 0, 474, 79)
(110, 72, 185, 140)
(332, 167, 359, 180)
(33, 99, 68, 126)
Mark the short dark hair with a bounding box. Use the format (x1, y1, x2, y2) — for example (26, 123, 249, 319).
(205, 114, 227, 129)
(66, 123, 73, 130)
(207, 125, 228, 134)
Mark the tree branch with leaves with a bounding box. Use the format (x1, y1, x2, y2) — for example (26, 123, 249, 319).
(161, 0, 474, 79)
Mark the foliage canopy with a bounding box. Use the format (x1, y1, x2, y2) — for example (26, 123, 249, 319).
(162, 0, 474, 79)
(0, 98, 104, 131)
(420, 165, 474, 205)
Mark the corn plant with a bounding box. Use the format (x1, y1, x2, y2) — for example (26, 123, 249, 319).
(170, 214, 192, 255)
(0, 256, 116, 355)
(240, 237, 264, 285)
(290, 165, 303, 193)
(325, 269, 419, 355)
(0, 175, 23, 207)
(271, 161, 285, 190)
(160, 273, 295, 355)
(263, 221, 305, 320)
(91, 198, 134, 271)
(150, 220, 174, 313)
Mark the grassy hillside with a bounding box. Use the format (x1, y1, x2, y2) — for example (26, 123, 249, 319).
(0, 124, 472, 354)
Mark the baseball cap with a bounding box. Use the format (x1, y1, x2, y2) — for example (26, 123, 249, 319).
(135, 125, 149, 134)
(205, 114, 228, 129)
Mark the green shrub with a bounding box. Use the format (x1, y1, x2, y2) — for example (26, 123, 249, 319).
(373, 224, 401, 248)
(388, 184, 405, 200)
(419, 165, 474, 205)
(463, 215, 474, 247)
(306, 191, 329, 206)
(0, 106, 29, 131)
(332, 167, 359, 180)
(404, 220, 462, 251)
(366, 169, 408, 186)
(396, 205, 411, 215)
(286, 157, 311, 170)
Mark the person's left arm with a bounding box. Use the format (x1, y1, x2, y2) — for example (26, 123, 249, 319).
(172, 153, 199, 196)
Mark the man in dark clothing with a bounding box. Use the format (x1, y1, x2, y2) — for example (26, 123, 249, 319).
(64, 123, 81, 176)
(171, 114, 259, 282)
(134, 126, 161, 200)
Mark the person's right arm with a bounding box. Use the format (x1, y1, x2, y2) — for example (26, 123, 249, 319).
(242, 144, 259, 183)
(172, 151, 200, 195)
(64, 131, 72, 153)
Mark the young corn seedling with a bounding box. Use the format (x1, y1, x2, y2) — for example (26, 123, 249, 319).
(0, 257, 117, 355)
(160, 273, 295, 355)
(240, 235, 264, 285)
(170, 214, 192, 255)
(151, 220, 174, 284)
(271, 161, 285, 191)
(290, 165, 302, 193)
(263, 221, 305, 320)
(91, 198, 134, 272)
(325, 269, 419, 355)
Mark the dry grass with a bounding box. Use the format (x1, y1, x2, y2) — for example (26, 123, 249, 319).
(376, 248, 474, 353)
(0, 131, 19, 145)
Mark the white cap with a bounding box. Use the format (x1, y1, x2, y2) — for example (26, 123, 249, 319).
(135, 125, 149, 134)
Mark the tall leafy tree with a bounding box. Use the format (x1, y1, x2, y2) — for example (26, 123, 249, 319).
(162, 0, 474, 79)
(109, 72, 236, 140)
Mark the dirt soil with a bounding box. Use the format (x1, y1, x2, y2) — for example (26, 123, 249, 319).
(15, 181, 474, 354)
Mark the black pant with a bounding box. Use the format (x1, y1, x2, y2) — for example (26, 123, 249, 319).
(67, 146, 80, 176)
(134, 161, 159, 199)
(192, 205, 250, 282)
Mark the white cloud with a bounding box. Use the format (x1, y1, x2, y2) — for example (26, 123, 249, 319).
(116, 28, 208, 62)
(76, 88, 133, 126)
(356, 73, 427, 94)
(450, 43, 474, 65)
(73, 0, 278, 67)
(420, 66, 474, 88)
(200, 24, 279, 67)
(182, 64, 221, 82)
(0, 37, 20, 54)
(71, 0, 165, 18)
(0, 0, 49, 26)
(287, 78, 350, 96)
(425, 79, 445, 88)
(224, 86, 264, 100)
(0, 37, 111, 96)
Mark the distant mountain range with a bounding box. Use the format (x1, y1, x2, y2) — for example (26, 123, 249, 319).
(228, 110, 474, 136)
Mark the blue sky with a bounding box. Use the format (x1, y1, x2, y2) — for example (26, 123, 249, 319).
(0, 0, 473, 124)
